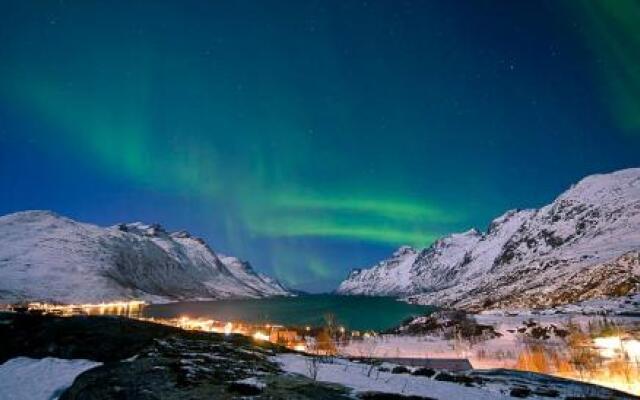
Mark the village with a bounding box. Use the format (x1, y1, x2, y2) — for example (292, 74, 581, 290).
(6, 299, 640, 396)
(3, 300, 366, 356)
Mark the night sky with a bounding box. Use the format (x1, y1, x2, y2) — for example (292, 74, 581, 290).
(1, 1, 638, 291)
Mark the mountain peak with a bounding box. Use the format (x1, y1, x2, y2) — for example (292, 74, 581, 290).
(171, 230, 192, 239)
(1, 210, 65, 222)
(392, 245, 416, 258)
(0, 212, 291, 304)
(116, 222, 168, 237)
(337, 167, 640, 310)
(558, 167, 640, 204)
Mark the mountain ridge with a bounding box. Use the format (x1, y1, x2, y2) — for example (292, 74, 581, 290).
(0, 210, 291, 304)
(337, 168, 640, 310)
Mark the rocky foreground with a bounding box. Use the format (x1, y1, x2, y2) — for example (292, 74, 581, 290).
(1, 312, 638, 399)
(0, 312, 349, 399)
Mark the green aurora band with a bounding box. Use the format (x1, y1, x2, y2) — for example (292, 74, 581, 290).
(0, 1, 638, 288)
(571, 0, 640, 136)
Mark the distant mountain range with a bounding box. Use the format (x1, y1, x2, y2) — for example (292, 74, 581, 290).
(0, 211, 290, 304)
(337, 168, 640, 311)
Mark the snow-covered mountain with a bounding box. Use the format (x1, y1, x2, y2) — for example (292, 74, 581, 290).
(337, 168, 640, 311)
(0, 211, 291, 304)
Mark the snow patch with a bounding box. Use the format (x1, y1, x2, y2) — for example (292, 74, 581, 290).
(271, 353, 508, 399)
(0, 357, 101, 400)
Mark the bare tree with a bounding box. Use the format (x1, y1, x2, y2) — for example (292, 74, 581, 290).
(304, 340, 322, 380)
(356, 337, 380, 377)
(324, 312, 337, 337)
(305, 354, 321, 381)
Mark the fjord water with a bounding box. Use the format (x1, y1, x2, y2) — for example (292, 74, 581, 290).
(143, 295, 433, 331)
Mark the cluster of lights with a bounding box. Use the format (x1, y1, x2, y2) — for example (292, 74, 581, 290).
(518, 335, 640, 395)
(26, 301, 145, 317)
(252, 331, 270, 341)
(16, 301, 358, 355)
(142, 314, 307, 351)
(593, 336, 640, 360)
(14, 301, 640, 395)
(585, 336, 640, 394)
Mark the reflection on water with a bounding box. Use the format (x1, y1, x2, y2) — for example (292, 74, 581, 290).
(14, 299, 640, 395)
(142, 295, 433, 332)
(12, 299, 374, 354)
(25, 301, 145, 318)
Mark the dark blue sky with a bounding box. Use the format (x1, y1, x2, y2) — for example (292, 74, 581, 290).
(1, 1, 638, 291)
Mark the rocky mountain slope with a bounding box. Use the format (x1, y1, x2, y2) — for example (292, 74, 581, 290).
(0, 210, 290, 303)
(337, 168, 640, 310)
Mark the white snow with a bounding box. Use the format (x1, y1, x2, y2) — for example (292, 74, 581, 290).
(339, 312, 640, 370)
(236, 376, 267, 389)
(338, 168, 640, 310)
(0, 210, 290, 304)
(0, 357, 101, 400)
(336, 246, 420, 296)
(271, 353, 509, 399)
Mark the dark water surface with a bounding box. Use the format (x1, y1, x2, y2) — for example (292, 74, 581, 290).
(143, 295, 434, 331)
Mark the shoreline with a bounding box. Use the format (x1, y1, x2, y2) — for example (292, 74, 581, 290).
(2, 311, 638, 399)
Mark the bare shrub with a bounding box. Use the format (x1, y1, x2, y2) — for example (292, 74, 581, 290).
(305, 355, 321, 381)
(315, 328, 337, 356)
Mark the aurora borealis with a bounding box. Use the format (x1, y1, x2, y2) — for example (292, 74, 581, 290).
(0, 1, 638, 291)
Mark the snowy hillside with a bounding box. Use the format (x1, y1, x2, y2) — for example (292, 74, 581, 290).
(0, 211, 290, 303)
(337, 168, 640, 310)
